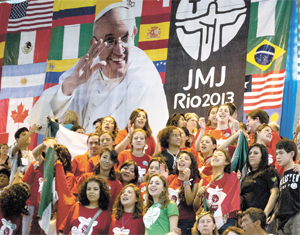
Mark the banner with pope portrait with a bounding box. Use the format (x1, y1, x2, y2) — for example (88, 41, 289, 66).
(0, 0, 293, 147)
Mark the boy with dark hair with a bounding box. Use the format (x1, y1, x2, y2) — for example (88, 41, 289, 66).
(9, 124, 39, 184)
(274, 139, 300, 235)
(246, 108, 281, 152)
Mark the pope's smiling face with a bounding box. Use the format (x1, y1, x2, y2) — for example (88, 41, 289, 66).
(93, 8, 137, 80)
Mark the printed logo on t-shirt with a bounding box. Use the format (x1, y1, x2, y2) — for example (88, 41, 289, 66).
(271, 177, 276, 182)
(142, 161, 148, 166)
(268, 154, 273, 165)
(291, 183, 298, 189)
(168, 188, 180, 205)
(112, 227, 130, 235)
(143, 206, 161, 228)
(138, 166, 147, 178)
(207, 186, 226, 212)
(38, 177, 44, 193)
(71, 216, 98, 235)
(0, 218, 17, 235)
(224, 133, 230, 137)
(141, 186, 146, 192)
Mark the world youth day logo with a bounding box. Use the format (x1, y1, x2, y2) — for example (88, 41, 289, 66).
(175, 0, 247, 61)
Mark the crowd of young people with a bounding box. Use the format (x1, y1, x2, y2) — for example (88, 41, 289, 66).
(0, 105, 299, 235)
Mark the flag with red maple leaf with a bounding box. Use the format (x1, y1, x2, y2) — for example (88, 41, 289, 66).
(11, 102, 29, 124)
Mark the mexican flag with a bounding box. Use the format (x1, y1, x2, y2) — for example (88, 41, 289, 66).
(38, 147, 76, 234)
(37, 147, 55, 234)
(46, 117, 88, 159)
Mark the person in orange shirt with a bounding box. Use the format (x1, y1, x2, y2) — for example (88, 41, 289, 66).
(72, 132, 100, 179)
(209, 104, 234, 146)
(87, 131, 115, 172)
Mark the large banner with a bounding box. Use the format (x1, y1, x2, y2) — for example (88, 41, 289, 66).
(0, 0, 293, 147)
(164, 0, 250, 119)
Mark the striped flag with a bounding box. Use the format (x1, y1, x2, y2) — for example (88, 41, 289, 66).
(0, 3, 11, 86)
(244, 69, 285, 112)
(7, 0, 54, 33)
(0, 62, 47, 99)
(138, 0, 172, 83)
(48, 23, 92, 61)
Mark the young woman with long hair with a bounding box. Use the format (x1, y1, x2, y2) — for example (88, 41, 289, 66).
(240, 144, 280, 234)
(118, 129, 152, 181)
(168, 151, 201, 234)
(139, 156, 167, 201)
(77, 148, 122, 208)
(115, 108, 156, 156)
(143, 173, 179, 235)
(191, 211, 219, 235)
(59, 176, 111, 235)
(194, 150, 240, 234)
(96, 116, 119, 139)
(116, 160, 139, 186)
(109, 184, 145, 235)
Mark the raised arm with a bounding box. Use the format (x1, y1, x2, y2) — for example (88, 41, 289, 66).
(11, 124, 40, 156)
(218, 130, 242, 151)
(115, 121, 134, 153)
(195, 118, 206, 152)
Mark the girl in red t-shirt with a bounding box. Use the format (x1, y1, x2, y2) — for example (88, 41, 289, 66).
(116, 160, 139, 187)
(194, 150, 240, 234)
(109, 184, 145, 235)
(198, 134, 217, 177)
(77, 149, 123, 208)
(118, 129, 152, 181)
(115, 109, 156, 156)
(168, 151, 200, 234)
(59, 176, 111, 235)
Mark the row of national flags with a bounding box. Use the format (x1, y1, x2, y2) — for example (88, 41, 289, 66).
(243, 0, 293, 124)
(0, 0, 295, 145)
